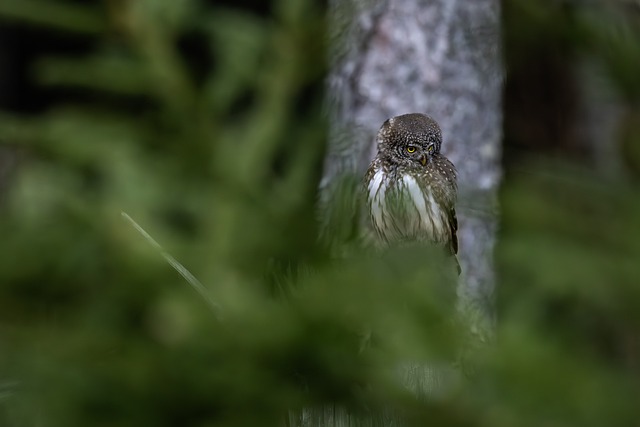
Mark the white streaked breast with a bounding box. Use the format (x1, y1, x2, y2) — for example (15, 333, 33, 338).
(426, 190, 447, 241)
(401, 175, 431, 235)
(368, 171, 448, 243)
(368, 169, 387, 230)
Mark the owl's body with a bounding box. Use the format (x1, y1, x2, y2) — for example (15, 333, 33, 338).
(364, 114, 458, 258)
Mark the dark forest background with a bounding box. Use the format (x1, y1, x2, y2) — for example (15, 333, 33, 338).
(1, 0, 640, 426)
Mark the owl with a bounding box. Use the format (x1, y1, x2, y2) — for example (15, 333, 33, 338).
(364, 113, 459, 266)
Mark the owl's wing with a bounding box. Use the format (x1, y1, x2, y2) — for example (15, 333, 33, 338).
(448, 207, 461, 275)
(449, 207, 458, 255)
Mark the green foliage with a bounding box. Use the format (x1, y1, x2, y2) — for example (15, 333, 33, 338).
(0, 1, 639, 427)
(506, 0, 640, 102)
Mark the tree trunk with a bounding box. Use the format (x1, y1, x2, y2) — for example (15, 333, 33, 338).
(325, 0, 502, 343)
(305, 0, 503, 425)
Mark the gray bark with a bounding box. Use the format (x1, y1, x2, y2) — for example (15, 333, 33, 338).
(324, 0, 502, 339)
(309, 0, 503, 424)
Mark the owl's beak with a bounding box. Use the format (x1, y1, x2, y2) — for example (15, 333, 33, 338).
(419, 155, 427, 166)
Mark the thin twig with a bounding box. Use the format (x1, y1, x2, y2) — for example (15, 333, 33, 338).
(121, 211, 222, 318)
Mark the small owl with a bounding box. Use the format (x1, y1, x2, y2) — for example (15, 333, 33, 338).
(364, 113, 459, 265)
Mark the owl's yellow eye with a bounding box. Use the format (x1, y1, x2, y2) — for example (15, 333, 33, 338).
(427, 145, 434, 154)
(406, 146, 416, 153)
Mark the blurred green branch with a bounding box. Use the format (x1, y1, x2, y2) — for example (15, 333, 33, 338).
(0, 0, 105, 34)
(121, 211, 222, 317)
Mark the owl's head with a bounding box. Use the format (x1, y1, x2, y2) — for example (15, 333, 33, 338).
(376, 113, 442, 167)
